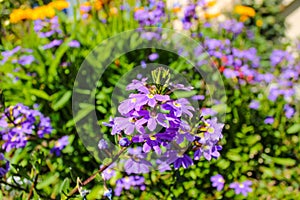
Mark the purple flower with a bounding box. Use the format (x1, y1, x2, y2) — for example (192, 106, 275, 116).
(163, 98, 194, 118)
(270, 50, 294, 67)
(210, 174, 225, 191)
(18, 55, 35, 66)
(132, 132, 175, 154)
(1, 46, 21, 64)
(201, 108, 217, 117)
(198, 118, 224, 143)
(113, 116, 144, 135)
(141, 60, 147, 68)
(68, 40, 80, 48)
(220, 19, 244, 36)
(192, 95, 205, 101)
(98, 138, 109, 149)
(229, 180, 252, 196)
(0, 153, 10, 177)
(167, 152, 193, 169)
(135, 110, 169, 131)
(101, 164, 116, 180)
(182, 4, 197, 30)
(0, 104, 52, 152)
(194, 142, 222, 161)
(114, 176, 146, 196)
(43, 39, 63, 50)
(148, 53, 159, 61)
(51, 136, 69, 156)
(264, 117, 274, 124)
(123, 147, 152, 174)
(249, 100, 260, 110)
(119, 137, 131, 147)
(134, 1, 165, 27)
(284, 104, 295, 119)
(129, 92, 170, 109)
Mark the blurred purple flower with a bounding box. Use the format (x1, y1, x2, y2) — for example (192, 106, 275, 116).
(124, 147, 152, 174)
(148, 53, 159, 61)
(211, 174, 225, 191)
(284, 104, 295, 119)
(114, 176, 145, 196)
(18, 55, 35, 66)
(229, 180, 252, 196)
(249, 100, 260, 110)
(51, 136, 69, 156)
(101, 163, 116, 180)
(43, 39, 63, 50)
(68, 40, 80, 48)
(98, 138, 109, 149)
(1, 46, 21, 64)
(0, 104, 52, 152)
(264, 117, 274, 124)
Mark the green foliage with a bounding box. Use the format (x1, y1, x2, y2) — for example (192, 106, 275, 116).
(0, 0, 299, 199)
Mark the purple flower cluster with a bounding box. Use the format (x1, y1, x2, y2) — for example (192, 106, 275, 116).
(219, 19, 244, 36)
(1, 46, 35, 66)
(114, 176, 145, 196)
(134, 0, 165, 27)
(0, 153, 10, 177)
(34, 16, 62, 38)
(0, 103, 52, 152)
(211, 174, 252, 197)
(103, 68, 224, 172)
(182, 4, 198, 30)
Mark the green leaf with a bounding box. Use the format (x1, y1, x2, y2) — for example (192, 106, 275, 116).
(272, 157, 296, 166)
(52, 91, 72, 111)
(36, 173, 59, 189)
(59, 178, 70, 194)
(286, 124, 300, 134)
(28, 89, 50, 100)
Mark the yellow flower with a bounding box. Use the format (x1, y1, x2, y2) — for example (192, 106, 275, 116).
(234, 5, 255, 17)
(204, 12, 220, 19)
(256, 19, 263, 27)
(207, 0, 217, 7)
(48, 0, 69, 11)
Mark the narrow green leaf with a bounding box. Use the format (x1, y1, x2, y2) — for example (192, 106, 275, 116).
(52, 91, 72, 111)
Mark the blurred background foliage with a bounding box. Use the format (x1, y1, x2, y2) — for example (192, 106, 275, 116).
(0, 0, 299, 199)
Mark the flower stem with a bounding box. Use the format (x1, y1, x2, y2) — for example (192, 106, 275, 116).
(67, 147, 127, 198)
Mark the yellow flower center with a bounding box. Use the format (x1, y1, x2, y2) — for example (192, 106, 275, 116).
(147, 94, 154, 99)
(208, 127, 215, 134)
(131, 98, 137, 103)
(149, 136, 156, 141)
(173, 102, 181, 107)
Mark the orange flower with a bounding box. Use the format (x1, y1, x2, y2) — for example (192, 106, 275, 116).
(234, 5, 255, 17)
(48, 0, 69, 11)
(239, 15, 249, 22)
(10, 9, 27, 23)
(94, 0, 103, 11)
(172, 7, 181, 13)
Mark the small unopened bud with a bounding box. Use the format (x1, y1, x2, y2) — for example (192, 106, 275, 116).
(119, 138, 131, 147)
